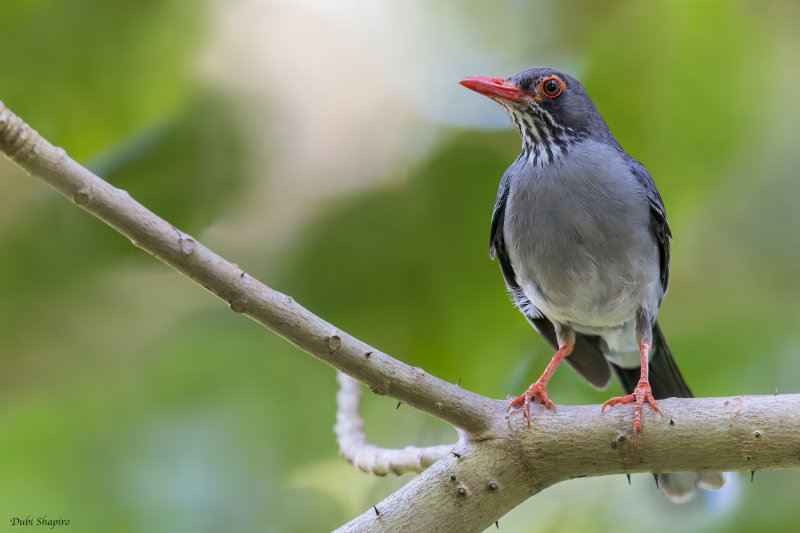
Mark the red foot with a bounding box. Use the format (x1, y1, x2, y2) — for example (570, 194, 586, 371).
(507, 381, 555, 427)
(601, 380, 662, 443)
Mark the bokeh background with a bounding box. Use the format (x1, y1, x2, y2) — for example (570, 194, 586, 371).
(1, 1, 799, 531)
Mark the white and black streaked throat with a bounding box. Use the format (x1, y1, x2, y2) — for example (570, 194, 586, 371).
(506, 104, 587, 168)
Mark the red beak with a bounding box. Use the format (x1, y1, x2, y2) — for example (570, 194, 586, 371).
(459, 76, 525, 102)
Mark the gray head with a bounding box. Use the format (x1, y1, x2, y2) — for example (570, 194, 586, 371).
(460, 67, 615, 164)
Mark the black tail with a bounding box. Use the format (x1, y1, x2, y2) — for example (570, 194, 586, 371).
(611, 321, 692, 399)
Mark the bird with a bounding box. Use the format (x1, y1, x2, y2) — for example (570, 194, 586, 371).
(460, 67, 725, 502)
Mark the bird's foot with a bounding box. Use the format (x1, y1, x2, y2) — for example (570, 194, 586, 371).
(507, 381, 555, 427)
(601, 379, 662, 443)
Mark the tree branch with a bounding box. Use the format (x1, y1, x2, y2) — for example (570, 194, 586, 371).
(335, 372, 455, 475)
(0, 100, 498, 438)
(338, 394, 800, 532)
(3, 100, 799, 533)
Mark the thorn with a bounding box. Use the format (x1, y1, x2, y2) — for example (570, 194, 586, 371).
(396, 402, 402, 410)
(365, 351, 372, 358)
(452, 452, 461, 459)
(626, 474, 631, 485)
(456, 377, 462, 387)
(496, 520, 500, 529)
(654, 475, 659, 490)
(774, 387, 779, 396)
(751, 471, 756, 483)
(450, 474, 457, 481)
(374, 505, 380, 516)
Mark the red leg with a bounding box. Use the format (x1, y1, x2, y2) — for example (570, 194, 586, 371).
(601, 341, 662, 443)
(508, 342, 573, 427)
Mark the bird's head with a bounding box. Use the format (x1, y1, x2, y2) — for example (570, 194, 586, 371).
(460, 68, 611, 163)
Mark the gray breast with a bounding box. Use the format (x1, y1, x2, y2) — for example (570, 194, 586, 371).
(504, 139, 662, 329)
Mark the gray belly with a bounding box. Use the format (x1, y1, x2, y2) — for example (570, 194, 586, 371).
(504, 149, 662, 330)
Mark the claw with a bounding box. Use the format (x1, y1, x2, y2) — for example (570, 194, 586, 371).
(507, 341, 571, 427)
(602, 380, 661, 444)
(508, 381, 555, 427)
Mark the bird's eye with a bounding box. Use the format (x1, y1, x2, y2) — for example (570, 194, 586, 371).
(541, 76, 564, 98)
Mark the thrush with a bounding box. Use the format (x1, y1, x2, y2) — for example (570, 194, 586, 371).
(460, 67, 725, 502)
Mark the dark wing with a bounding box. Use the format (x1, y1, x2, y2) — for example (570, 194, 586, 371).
(614, 161, 688, 397)
(628, 159, 672, 295)
(490, 172, 611, 389)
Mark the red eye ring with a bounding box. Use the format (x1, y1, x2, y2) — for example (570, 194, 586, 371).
(541, 76, 564, 98)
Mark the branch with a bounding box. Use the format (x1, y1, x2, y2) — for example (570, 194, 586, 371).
(0, 100, 499, 438)
(335, 372, 455, 475)
(338, 394, 800, 532)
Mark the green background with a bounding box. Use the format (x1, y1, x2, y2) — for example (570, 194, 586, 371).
(1, 1, 799, 531)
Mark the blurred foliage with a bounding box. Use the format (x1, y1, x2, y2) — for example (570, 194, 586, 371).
(0, 0, 209, 160)
(1, 1, 799, 532)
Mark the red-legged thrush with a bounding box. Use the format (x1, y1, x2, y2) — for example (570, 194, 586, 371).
(460, 68, 726, 502)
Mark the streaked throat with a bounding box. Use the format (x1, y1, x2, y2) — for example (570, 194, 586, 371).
(506, 105, 585, 168)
